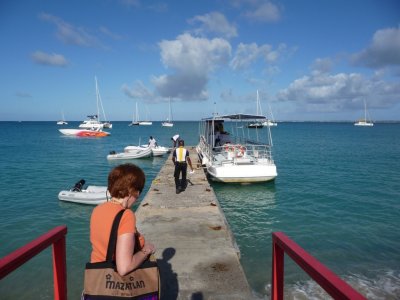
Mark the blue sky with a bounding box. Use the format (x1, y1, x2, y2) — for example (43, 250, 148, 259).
(1, 0, 399, 121)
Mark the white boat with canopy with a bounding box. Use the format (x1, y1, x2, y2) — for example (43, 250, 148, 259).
(58, 179, 109, 205)
(196, 113, 277, 183)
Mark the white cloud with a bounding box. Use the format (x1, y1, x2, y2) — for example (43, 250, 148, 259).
(188, 12, 237, 38)
(31, 51, 68, 67)
(243, 1, 281, 23)
(121, 81, 154, 100)
(159, 33, 231, 73)
(311, 58, 334, 75)
(277, 71, 400, 112)
(351, 26, 400, 69)
(120, 0, 140, 8)
(99, 26, 123, 40)
(124, 34, 231, 101)
(155, 33, 231, 100)
(230, 42, 284, 70)
(39, 13, 101, 47)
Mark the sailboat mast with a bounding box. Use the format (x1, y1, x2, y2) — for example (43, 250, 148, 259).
(136, 102, 139, 122)
(95, 76, 100, 121)
(95, 76, 108, 122)
(269, 103, 275, 121)
(364, 99, 367, 121)
(168, 98, 172, 121)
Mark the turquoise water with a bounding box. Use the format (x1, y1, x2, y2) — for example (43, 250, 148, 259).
(0, 121, 399, 299)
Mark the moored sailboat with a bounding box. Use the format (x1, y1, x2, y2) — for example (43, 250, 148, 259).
(354, 99, 373, 127)
(79, 76, 112, 129)
(162, 98, 174, 127)
(247, 90, 264, 128)
(129, 102, 140, 126)
(57, 111, 68, 125)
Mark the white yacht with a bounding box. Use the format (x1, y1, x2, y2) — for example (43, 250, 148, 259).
(196, 113, 277, 183)
(79, 115, 103, 129)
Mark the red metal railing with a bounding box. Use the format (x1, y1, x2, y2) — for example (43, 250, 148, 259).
(0, 226, 68, 300)
(271, 232, 366, 300)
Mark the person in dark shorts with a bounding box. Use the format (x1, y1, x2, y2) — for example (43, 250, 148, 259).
(172, 140, 194, 194)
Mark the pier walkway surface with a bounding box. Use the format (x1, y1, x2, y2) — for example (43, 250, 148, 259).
(135, 146, 253, 299)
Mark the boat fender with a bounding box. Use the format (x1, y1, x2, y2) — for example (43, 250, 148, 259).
(72, 179, 85, 192)
(109, 150, 116, 155)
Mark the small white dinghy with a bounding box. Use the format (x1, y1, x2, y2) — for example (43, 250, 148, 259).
(58, 179, 109, 205)
(151, 146, 170, 157)
(124, 145, 170, 157)
(107, 146, 152, 160)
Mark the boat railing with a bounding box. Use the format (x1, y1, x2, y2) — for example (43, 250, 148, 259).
(0, 226, 68, 300)
(272, 232, 366, 300)
(199, 134, 274, 165)
(211, 144, 274, 165)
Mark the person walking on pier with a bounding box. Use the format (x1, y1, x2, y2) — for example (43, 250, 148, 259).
(172, 139, 194, 194)
(88, 163, 155, 276)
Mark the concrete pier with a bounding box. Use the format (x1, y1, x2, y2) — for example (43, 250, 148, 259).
(135, 147, 253, 299)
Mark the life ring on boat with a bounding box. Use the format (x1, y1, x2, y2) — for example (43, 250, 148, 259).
(224, 143, 234, 152)
(236, 146, 246, 157)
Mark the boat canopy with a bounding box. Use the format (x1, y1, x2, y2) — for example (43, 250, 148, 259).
(202, 113, 266, 121)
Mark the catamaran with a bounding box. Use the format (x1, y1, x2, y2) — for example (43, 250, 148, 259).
(139, 105, 152, 126)
(129, 102, 140, 126)
(162, 98, 174, 127)
(262, 103, 277, 126)
(196, 113, 277, 183)
(57, 111, 68, 125)
(354, 99, 373, 127)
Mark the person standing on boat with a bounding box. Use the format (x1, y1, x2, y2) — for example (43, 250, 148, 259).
(172, 139, 194, 194)
(89, 163, 155, 276)
(171, 134, 180, 148)
(148, 136, 157, 148)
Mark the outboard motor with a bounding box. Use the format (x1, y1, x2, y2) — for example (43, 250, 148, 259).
(72, 179, 85, 192)
(109, 150, 116, 155)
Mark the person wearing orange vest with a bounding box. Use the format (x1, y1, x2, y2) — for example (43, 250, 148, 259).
(172, 139, 194, 194)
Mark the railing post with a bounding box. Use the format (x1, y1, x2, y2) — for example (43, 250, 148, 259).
(0, 226, 68, 299)
(271, 234, 284, 300)
(53, 236, 67, 300)
(271, 232, 366, 300)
